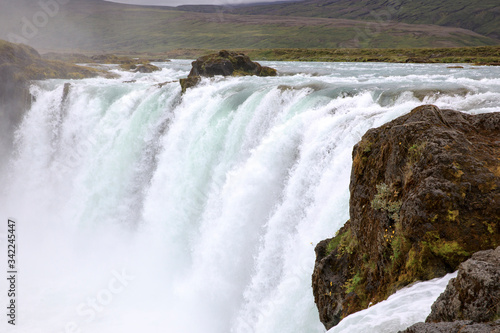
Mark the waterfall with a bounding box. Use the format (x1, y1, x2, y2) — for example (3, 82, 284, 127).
(1, 61, 499, 333)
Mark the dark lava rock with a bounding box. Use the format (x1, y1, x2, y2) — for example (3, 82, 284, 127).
(179, 76, 201, 93)
(179, 50, 277, 92)
(399, 247, 500, 333)
(119, 62, 160, 73)
(426, 246, 500, 323)
(400, 320, 500, 333)
(134, 63, 160, 73)
(312, 105, 500, 330)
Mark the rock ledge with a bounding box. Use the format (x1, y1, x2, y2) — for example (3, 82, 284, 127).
(312, 105, 500, 329)
(400, 246, 500, 332)
(180, 50, 277, 92)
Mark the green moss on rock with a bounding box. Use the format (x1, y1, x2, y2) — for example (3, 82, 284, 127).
(179, 50, 277, 92)
(312, 105, 500, 330)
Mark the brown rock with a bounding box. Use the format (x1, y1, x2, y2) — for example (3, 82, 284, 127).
(312, 105, 500, 329)
(134, 63, 160, 73)
(179, 50, 277, 92)
(400, 320, 500, 333)
(426, 247, 500, 323)
(179, 76, 201, 93)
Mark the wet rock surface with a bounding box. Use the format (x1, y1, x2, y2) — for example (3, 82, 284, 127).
(312, 105, 500, 329)
(426, 246, 500, 323)
(400, 247, 500, 332)
(400, 320, 500, 333)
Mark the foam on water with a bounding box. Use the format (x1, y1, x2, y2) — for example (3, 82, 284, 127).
(0, 61, 499, 333)
(329, 273, 457, 333)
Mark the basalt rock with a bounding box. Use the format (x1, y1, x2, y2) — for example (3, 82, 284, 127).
(180, 50, 277, 92)
(399, 247, 500, 333)
(426, 246, 500, 323)
(134, 63, 160, 73)
(312, 105, 500, 330)
(400, 320, 500, 333)
(179, 76, 201, 93)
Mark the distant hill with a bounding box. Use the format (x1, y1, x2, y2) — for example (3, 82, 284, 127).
(0, 0, 497, 54)
(231, 0, 500, 40)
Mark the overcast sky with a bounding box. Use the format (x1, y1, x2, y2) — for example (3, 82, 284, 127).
(106, 0, 280, 6)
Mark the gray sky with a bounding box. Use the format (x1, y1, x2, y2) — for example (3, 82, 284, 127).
(105, 0, 279, 6)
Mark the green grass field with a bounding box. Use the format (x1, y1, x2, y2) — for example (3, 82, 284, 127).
(159, 46, 500, 64)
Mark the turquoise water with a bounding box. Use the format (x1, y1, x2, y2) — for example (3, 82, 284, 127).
(1, 61, 499, 333)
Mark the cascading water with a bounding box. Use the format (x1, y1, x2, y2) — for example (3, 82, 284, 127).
(1, 61, 500, 333)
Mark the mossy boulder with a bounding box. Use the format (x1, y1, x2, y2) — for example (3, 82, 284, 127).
(179, 76, 201, 93)
(400, 320, 500, 333)
(180, 50, 277, 92)
(119, 62, 160, 73)
(426, 246, 500, 323)
(312, 105, 500, 329)
(134, 63, 160, 73)
(400, 246, 500, 332)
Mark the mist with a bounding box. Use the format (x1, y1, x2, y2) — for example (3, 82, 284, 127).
(0, 0, 102, 52)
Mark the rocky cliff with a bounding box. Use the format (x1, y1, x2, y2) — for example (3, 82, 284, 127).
(401, 320, 500, 333)
(400, 246, 500, 332)
(179, 50, 277, 92)
(312, 105, 500, 329)
(427, 246, 500, 324)
(0, 40, 98, 158)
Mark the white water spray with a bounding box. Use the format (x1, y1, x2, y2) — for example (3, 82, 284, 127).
(1, 61, 499, 333)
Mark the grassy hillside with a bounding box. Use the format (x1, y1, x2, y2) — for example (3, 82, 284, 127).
(243, 46, 500, 63)
(159, 45, 500, 64)
(0, 0, 497, 54)
(232, 0, 500, 40)
(0, 40, 99, 80)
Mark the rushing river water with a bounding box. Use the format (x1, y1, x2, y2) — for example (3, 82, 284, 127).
(1, 61, 499, 333)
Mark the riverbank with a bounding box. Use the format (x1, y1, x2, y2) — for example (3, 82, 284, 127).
(164, 46, 500, 64)
(39, 45, 500, 67)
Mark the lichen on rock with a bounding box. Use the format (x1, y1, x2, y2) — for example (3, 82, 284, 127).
(312, 105, 500, 329)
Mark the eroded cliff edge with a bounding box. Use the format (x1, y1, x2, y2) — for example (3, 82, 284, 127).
(0, 40, 98, 158)
(312, 105, 500, 329)
(400, 246, 500, 332)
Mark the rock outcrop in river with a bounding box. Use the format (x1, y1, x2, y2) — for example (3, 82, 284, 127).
(312, 105, 500, 329)
(180, 50, 277, 92)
